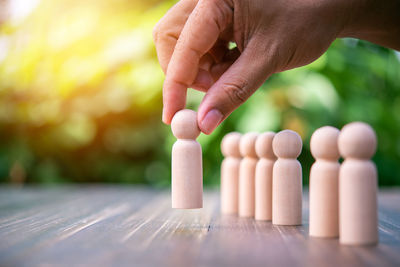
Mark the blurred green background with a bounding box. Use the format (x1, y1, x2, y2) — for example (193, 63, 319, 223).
(0, 0, 399, 187)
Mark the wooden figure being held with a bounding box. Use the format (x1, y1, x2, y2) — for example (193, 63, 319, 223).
(171, 109, 203, 209)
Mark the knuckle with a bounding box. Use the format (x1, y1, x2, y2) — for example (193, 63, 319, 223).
(199, 0, 233, 31)
(221, 80, 249, 105)
(153, 25, 177, 45)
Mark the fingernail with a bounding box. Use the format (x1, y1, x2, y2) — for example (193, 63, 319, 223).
(200, 109, 223, 135)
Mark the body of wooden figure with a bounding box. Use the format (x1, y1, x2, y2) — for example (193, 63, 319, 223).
(221, 132, 242, 214)
(171, 109, 203, 209)
(272, 130, 303, 225)
(239, 132, 259, 217)
(338, 122, 378, 245)
(309, 126, 340, 238)
(255, 132, 276, 221)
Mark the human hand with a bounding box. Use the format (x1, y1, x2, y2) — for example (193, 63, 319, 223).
(153, 0, 400, 134)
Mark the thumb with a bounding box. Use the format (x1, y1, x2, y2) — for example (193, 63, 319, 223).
(197, 44, 273, 134)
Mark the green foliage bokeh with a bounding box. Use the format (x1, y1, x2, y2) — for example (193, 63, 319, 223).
(0, 0, 399, 186)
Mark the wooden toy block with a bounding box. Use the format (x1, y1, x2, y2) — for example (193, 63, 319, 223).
(272, 130, 303, 225)
(309, 126, 340, 238)
(255, 132, 276, 221)
(239, 132, 259, 217)
(221, 132, 242, 214)
(339, 122, 378, 245)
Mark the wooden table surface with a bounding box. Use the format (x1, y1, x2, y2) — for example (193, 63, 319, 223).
(0, 186, 399, 267)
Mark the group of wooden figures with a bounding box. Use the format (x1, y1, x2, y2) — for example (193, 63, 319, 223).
(220, 122, 378, 246)
(169, 109, 378, 246)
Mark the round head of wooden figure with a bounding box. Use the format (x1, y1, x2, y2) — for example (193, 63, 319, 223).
(221, 132, 242, 157)
(272, 130, 302, 159)
(255, 132, 276, 159)
(239, 132, 258, 158)
(171, 109, 200, 139)
(310, 126, 340, 160)
(338, 122, 377, 159)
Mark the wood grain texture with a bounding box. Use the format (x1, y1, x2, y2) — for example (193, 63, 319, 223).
(0, 186, 399, 267)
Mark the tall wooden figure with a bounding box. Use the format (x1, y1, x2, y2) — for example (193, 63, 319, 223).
(272, 130, 303, 225)
(171, 109, 203, 209)
(338, 122, 378, 245)
(255, 132, 276, 221)
(239, 132, 259, 217)
(309, 126, 340, 238)
(221, 132, 242, 214)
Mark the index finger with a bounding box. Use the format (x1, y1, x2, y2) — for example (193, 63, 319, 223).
(162, 0, 233, 124)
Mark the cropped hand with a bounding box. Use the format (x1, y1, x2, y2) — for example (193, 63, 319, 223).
(153, 0, 400, 134)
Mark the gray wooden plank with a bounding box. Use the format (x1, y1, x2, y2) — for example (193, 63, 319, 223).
(0, 186, 399, 267)
(0, 186, 157, 266)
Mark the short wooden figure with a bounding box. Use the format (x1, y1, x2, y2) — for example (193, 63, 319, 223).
(171, 109, 203, 209)
(309, 126, 340, 238)
(338, 122, 378, 245)
(239, 132, 259, 217)
(221, 132, 242, 214)
(272, 130, 303, 225)
(255, 132, 276, 221)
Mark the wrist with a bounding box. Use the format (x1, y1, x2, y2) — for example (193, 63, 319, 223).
(338, 0, 400, 49)
(337, 0, 370, 38)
